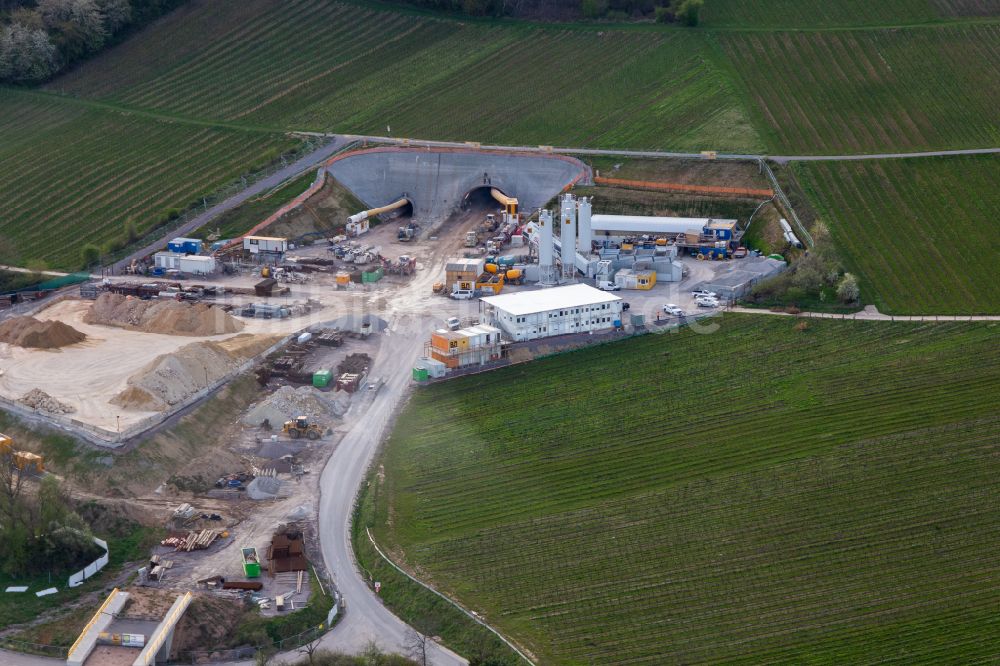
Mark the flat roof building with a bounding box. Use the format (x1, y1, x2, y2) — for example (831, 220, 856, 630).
(480, 284, 622, 341)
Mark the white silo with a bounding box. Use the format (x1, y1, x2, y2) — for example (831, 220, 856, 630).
(577, 196, 592, 258)
(537, 209, 557, 285)
(559, 193, 577, 280)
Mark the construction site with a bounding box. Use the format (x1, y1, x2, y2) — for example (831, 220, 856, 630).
(0, 146, 799, 665)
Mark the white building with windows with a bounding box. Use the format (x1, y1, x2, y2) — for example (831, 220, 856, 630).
(479, 284, 623, 341)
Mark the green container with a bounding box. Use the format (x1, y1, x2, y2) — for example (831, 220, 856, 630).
(313, 369, 333, 388)
(412, 367, 429, 381)
(362, 267, 384, 283)
(241, 547, 261, 578)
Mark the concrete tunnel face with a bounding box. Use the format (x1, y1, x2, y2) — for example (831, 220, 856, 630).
(326, 149, 589, 224)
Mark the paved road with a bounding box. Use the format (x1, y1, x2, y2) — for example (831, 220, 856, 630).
(109, 136, 350, 273)
(300, 131, 1000, 163)
(312, 313, 466, 665)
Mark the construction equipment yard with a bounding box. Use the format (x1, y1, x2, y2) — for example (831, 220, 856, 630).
(5, 143, 984, 666)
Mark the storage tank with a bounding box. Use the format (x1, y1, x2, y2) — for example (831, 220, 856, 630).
(537, 209, 556, 284)
(560, 193, 577, 279)
(577, 196, 592, 258)
(779, 218, 793, 234)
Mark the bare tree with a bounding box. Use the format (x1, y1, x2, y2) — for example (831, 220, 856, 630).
(405, 627, 430, 666)
(297, 636, 321, 666)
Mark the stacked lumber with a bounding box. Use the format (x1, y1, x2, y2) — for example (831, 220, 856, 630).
(175, 528, 219, 552)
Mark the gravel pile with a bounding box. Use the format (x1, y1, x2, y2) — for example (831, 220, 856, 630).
(242, 385, 348, 428)
(18, 388, 75, 414)
(86, 293, 243, 336)
(0, 316, 85, 349)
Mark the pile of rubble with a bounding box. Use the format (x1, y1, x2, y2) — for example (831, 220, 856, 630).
(242, 385, 349, 428)
(18, 388, 75, 414)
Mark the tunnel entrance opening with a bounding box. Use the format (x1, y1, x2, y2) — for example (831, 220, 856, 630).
(462, 186, 501, 211)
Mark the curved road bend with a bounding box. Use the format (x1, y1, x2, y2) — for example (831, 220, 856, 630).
(314, 313, 466, 665)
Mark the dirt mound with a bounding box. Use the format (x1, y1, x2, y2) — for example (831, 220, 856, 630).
(170, 594, 246, 657)
(86, 293, 243, 336)
(0, 316, 85, 349)
(243, 385, 348, 427)
(18, 388, 75, 414)
(113, 342, 241, 411)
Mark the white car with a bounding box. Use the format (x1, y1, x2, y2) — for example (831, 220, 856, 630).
(695, 296, 720, 308)
(663, 304, 685, 316)
(446, 316, 461, 330)
(692, 289, 718, 299)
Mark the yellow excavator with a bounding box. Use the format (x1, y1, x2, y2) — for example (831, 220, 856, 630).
(282, 416, 322, 440)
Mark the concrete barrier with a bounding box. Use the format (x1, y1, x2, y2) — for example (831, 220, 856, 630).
(66, 588, 128, 666)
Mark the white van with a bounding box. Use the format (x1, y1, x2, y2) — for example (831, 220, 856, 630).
(450, 289, 475, 300)
(598, 281, 620, 291)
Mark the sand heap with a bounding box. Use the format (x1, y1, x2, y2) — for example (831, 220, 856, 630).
(0, 316, 86, 349)
(18, 388, 75, 414)
(243, 385, 349, 427)
(112, 334, 276, 412)
(85, 293, 243, 336)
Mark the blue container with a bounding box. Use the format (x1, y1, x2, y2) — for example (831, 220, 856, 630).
(168, 237, 203, 255)
(613, 319, 622, 328)
(151, 267, 166, 276)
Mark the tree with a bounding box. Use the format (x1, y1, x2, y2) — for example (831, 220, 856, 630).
(80, 243, 101, 268)
(674, 0, 702, 26)
(38, 0, 108, 53)
(97, 0, 131, 32)
(0, 22, 58, 82)
(298, 637, 321, 666)
(837, 272, 860, 303)
(405, 628, 430, 666)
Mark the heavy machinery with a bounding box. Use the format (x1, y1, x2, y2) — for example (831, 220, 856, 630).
(464, 230, 478, 247)
(282, 416, 322, 440)
(0, 434, 44, 472)
(397, 222, 418, 242)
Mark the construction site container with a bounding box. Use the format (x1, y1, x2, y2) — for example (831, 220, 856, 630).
(244, 236, 288, 254)
(335, 272, 351, 285)
(297, 332, 313, 345)
(168, 237, 202, 255)
(13, 451, 43, 472)
(361, 267, 384, 283)
(178, 255, 216, 275)
(313, 369, 333, 388)
(412, 367, 429, 381)
(154, 251, 184, 270)
(241, 547, 261, 578)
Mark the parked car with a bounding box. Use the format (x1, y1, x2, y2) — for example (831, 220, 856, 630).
(450, 289, 474, 300)
(663, 304, 685, 316)
(598, 281, 620, 291)
(692, 289, 718, 299)
(696, 297, 720, 308)
(446, 316, 461, 330)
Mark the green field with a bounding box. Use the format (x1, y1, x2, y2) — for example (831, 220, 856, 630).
(797, 155, 1000, 314)
(48, 0, 760, 152)
(0, 89, 297, 268)
(369, 316, 1000, 664)
(701, 0, 1000, 28)
(718, 25, 1000, 154)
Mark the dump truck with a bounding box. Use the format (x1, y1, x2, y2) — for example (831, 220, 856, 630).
(465, 231, 478, 247)
(282, 416, 322, 440)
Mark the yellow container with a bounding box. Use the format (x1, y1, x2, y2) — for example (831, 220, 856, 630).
(335, 271, 351, 285)
(622, 243, 633, 251)
(655, 238, 667, 246)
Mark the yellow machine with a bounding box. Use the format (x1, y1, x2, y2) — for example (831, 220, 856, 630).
(282, 416, 322, 440)
(0, 433, 45, 472)
(490, 189, 518, 216)
(261, 266, 272, 278)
